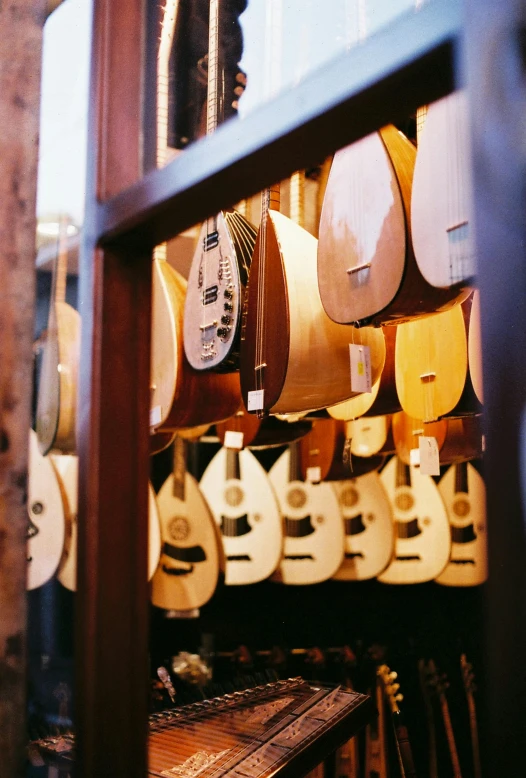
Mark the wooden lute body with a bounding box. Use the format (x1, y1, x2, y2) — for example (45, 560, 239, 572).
(379, 456, 451, 584)
(36, 221, 80, 455)
(435, 461, 487, 586)
(269, 443, 345, 585)
(200, 446, 282, 585)
(151, 437, 220, 611)
(317, 125, 470, 327)
(332, 471, 394, 581)
(27, 429, 65, 590)
(239, 182, 385, 416)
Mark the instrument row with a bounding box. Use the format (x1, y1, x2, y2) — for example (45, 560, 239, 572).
(27, 417, 487, 605)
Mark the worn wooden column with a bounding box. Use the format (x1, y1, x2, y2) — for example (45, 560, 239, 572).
(465, 0, 526, 772)
(0, 1, 45, 776)
(76, 0, 152, 775)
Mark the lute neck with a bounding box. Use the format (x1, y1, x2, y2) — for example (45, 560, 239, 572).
(289, 171, 305, 228)
(454, 461, 469, 493)
(226, 447, 241, 480)
(396, 457, 411, 488)
(206, 0, 221, 135)
(289, 441, 302, 482)
(54, 218, 69, 304)
(172, 436, 187, 501)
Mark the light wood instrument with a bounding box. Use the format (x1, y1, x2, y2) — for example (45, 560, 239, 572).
(460, 654, 482, 778)
(27, 429, 65, 590)
(199, 445, 282, 585)
(151, 436, 220, 611)
(150, 0, 241, 432)
(239, 176, 385, 416)
(379, 456, 451, 584)
(394, 303, 468, 421)
(411, 89, 476, 289)
(436, 461, 487, 586)
(35, 218, 80, 455)
(468, 289, 484, 404)
(268, 442, 345, 585)
(298, 418, 385, 482)
(347, 415, 390, 458)
(317, 124, 470, 327)
(215, 408, 312, 450)
(332, 470, 394, 581)
(392, 411, 448, 465)
(183, 1, 257, 372)
(420, 659, 463, 778)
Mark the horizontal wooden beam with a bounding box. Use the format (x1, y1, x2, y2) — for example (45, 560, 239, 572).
(96, 0, 462, 250)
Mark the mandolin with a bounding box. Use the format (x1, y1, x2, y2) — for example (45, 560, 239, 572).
(378, 456, 451, 584)
(268, 441, 345, 585)
(151, 436, 220, 612)
(460, 654, 482, 778)
(411, 89, 476, 290)
(317, 124, 470, 328)
(183, 0, 257, 372)
(199, 445, 282, 585)
(27, 429, 65, 590)
(150, 0, 241, 432)
(435, 461, 487, 586)
(239, 175, 385, 417)
(36, 218, 80, 455)
(332, 470, 394, 582)
(394, 303, 468, 422)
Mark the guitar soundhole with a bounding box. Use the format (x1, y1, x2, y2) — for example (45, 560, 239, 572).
(395, 492, 414, 512)
(168, 516, 190, 542)
(340, 487, 359, 508)
(287, 488, 307, 510)
(225, 485, 243, 507)
(452, 498, 470, 518)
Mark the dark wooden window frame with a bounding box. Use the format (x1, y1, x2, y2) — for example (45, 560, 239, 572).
(76, 0, 526, 775)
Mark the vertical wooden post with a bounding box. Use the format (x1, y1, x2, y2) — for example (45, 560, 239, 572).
(76, 0, 152, 775)
(0, 1, 45, 775)
(465, 0, 526, 773)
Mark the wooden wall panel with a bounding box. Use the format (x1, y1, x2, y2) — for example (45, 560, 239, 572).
(0, 1, 45, 775)
(465, 0, 526, 773)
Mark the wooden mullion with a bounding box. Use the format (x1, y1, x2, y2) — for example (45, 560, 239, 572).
(96, 0, 461, 249)
(464, 1, 526, 774)
(76, 0, 151, 776)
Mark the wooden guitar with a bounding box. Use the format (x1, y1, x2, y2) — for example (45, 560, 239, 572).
(150, 0, 241, 432)
(199, 445, 282, 585)
(317, 124, 470, 328)
(36, 218, 80, 455)
(411, 89, 476, 289)
(332, 470, 394, 581)
(183, 0, 257, 372)
(378, 456, 451, 584)
(151, 436, 220, 612)
(420, 659, 463, 778)
(435, 461, 488, 586)
(268, 441, 345, 584)
(394, 303, 468, 421)
(460, 654, 482, 778)
(27, 429, 65, 590)
(239, 175, 385, 416)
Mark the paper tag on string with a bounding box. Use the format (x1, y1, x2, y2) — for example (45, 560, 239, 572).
(150, 405, 162, 427)
(419, 436, 440, 476)
(306, 466, 322, 484)
(349, 344, 372, 393)
(409, 448, 420, 467)
(224, 430, 244, 450)
(247, 389, 264, 412)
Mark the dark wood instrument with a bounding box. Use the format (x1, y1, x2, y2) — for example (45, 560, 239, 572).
(377, 664, 418, 778)
(317, 124, 470, 327)
(392, 411, 448, 465)
(460, 654, 482, 778)
(215, 408, 312, 450)
(420, 659, 463, 778)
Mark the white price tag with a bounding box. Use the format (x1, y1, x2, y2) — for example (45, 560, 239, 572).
(224, 430, 244, 450)
(247, 389, 264, 411)
(150, 405, 162, 427)
(349, 344, 372, 393)
(306, 466, 322, 484)
(419, 436, 440, 476)
(410, 448, 420, 467)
